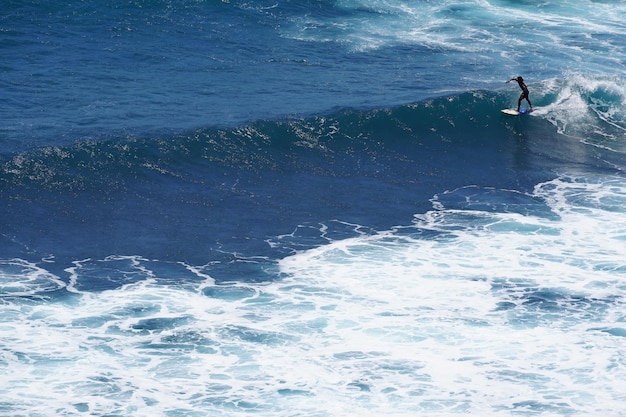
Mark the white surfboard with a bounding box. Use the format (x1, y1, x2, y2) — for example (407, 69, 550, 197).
(501, 107, 532, 116)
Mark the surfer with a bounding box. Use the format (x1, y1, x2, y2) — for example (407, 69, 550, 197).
(507, 76, 532, 112)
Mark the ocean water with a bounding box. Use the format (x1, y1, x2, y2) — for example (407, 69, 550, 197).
(2, 1, 626, 416)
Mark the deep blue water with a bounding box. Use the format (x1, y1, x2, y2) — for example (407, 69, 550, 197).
(2, 1, 626, 416)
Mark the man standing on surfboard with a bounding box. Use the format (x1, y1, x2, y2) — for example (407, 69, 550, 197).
(507, 76, 533, 112)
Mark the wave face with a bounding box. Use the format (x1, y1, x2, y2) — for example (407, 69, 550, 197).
(2, 0, 626, 415)
(3, 88, 622, 268)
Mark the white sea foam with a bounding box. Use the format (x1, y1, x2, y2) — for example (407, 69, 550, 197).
(0, 258, 65, 297)
(1, 173, 625, 416)
(282, 0, 626, 70)
(533, 75, 626, 151)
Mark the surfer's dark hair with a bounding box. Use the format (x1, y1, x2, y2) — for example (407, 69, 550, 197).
(518, 76, 524, 81)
